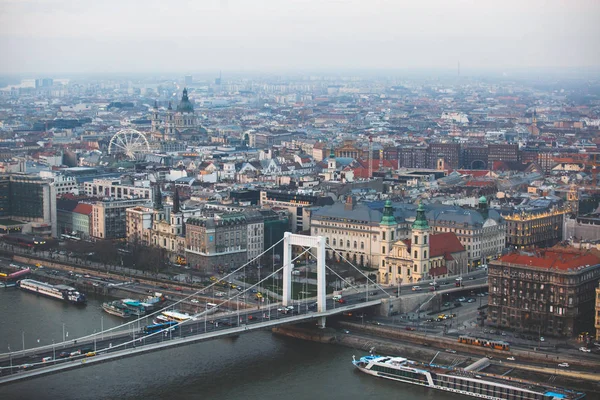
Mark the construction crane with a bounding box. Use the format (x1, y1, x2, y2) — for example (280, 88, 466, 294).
(586, 152, 600, 188)
(368, 136, 373, 179)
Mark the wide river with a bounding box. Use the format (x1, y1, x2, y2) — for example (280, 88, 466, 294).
(0, 288, 459, 400)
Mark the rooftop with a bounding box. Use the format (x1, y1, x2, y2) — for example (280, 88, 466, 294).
(497, 248, 600, 271)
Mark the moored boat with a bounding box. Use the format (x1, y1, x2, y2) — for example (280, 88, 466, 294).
(352, 353, 585, 400)
(102, 301, 132, 318)
(153, 310, 191, 325)
(18, 279, 86, 304)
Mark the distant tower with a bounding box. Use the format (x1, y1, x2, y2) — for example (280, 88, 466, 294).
(215, 70, 222, 85)
(151, 100, 160, 132)
(328, 148, 337, 173)
(436, 154, 446, 171)
(164, 101, 175, 139)
(153, 185, 163, 211)
(172, 187, 180, 214)
(478, 195, 489, 220)
(528, 109, 540, 136)
(411, 202, 430, 281)
(567, 184, 579, 215)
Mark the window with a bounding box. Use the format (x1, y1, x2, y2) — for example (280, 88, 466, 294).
(382, 232, 386, 240)
(424, 250, 427, 259)
(414, 235, 418, 244)
(424, 235, 427, 244)
(414, 250, 418, 258)
(382, 246, 386, 254)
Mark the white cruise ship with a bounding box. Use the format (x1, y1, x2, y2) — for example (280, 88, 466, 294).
(352, 354, 585, 400)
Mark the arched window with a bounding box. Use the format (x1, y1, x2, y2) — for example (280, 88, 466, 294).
(424, 235, 428, 244)
(414, 236, 418, 244)
(424, 250, 427, 259)
(414, 250, 418, 258)
(382, 246, 386, 254)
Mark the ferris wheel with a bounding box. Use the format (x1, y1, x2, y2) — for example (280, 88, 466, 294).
(108, 129, 150, 160)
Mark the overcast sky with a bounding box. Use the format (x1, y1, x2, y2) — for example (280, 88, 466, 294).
(1, 0, 599, 75)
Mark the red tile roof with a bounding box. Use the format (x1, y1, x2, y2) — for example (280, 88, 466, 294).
(499, 248, 600, 271)
(72, 203, 93, 215)
(404, 232, 465, 258)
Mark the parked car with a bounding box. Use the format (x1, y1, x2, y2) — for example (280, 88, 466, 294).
(506, 356, 515, 361)
(558, 363, 569, 368)
(458, 297, 466, 302)
(467, 298, 476, 303)
(579, 347, 591, 353)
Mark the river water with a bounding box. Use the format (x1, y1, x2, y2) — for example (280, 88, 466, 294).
(0, 288, 458, 400)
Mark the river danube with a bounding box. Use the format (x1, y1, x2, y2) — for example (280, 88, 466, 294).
(0, 288, 458, 400)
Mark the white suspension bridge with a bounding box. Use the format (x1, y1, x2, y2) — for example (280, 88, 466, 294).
(0, 233, 394, 385)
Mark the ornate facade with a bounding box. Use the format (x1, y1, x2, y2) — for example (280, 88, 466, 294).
(382, 203, 467, 284)
(151, 88, 201, 141)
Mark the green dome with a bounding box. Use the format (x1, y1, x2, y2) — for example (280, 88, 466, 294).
(412, 202, 429, 230)
(479, 195, 487, 203)
(380, 200, 396, 226)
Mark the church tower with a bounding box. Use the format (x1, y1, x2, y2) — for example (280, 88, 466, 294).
(379, 200, 397, 282)
(169, 188, 183, 235)
(328, 147, 336, 172)
(411, 202, 430, 281)
(151, 100, 160, 132)
(164, 101, 175, 140)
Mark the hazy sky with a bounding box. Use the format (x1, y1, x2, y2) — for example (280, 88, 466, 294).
(1, 0, 599, 74)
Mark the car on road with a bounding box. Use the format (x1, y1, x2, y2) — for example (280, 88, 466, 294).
(443, 302, 451, 307)
(467, 298, 476, 303)
(191, 299, 199, 304)
(579, 347, 591, 353)
(342, 329, 350, 334)
(506, 356, 515, 361)
(558, 363, 569, 368)
(468, 276, 475, 280)
(412, 286, 422, 291)
(445, 349, 456, 353)
(58, 352, 70, 358)
(539, 337, 545, 342)
(336, 298, 346, 304)
(42, 356, 53, 363)
(405, 326, 416, 331)
(458, 297, 466, 302)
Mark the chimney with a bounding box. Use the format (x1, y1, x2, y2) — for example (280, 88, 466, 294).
(345, 195, 355, 211)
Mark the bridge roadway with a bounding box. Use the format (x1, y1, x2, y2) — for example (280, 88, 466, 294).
(0, 293, 384, 385)
(0, 272, 488, 385)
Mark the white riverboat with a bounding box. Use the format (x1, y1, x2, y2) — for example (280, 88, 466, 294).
(352, 354, 585, 400)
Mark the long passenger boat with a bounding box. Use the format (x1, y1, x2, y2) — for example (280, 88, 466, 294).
(18, 279, 86, 304)
(352, 354, 585, 400)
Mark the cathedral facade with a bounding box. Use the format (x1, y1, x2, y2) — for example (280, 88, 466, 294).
(151, 88, 201, 140)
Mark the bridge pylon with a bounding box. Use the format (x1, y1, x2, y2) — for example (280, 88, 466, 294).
(282, 233, 327, 318)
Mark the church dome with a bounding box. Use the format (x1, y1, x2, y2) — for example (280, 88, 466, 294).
(479, 195, 487, 204)
(177, 88, 194, 113)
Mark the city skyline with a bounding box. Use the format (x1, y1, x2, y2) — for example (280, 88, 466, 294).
(1, 0, 600, 74)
